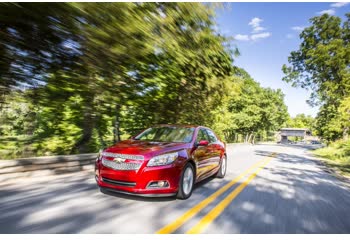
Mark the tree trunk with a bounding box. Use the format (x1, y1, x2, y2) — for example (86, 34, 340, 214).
(244, 133, 249, 143)
(113, 104, 121, 144)
(71, 96, 95, 154)
(224, 131, 228, 143)
(247, 133, 253, 144)
(96, 116, 106, 148)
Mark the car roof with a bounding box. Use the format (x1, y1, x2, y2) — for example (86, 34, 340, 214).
(152, 124, 200, 128)
(150, 125, 218, 134)
(150, 124, 218, 130)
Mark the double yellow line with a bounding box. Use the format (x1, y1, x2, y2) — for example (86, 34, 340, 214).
(156, 152, 276, 234)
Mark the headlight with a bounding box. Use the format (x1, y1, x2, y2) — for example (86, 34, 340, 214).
(147, 152, 178, 167)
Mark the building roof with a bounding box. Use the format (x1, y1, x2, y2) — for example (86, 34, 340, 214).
(280, 128, 310, 131)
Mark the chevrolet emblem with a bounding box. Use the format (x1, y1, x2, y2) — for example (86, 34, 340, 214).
(113, 157, 125, 163)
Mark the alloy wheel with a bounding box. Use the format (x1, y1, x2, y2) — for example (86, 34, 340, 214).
(182, 166, 194, 195)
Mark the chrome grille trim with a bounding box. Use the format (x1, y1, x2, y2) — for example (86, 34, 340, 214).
(102, 152, 144, 160)
(102, 158, 142, 171)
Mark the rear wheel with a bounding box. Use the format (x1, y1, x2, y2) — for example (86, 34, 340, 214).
(215, 155, 227, 178)
(177, 163, 195, 200)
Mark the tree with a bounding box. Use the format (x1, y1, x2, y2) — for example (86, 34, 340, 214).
(0, 3, 242, 156)
(211, 68, 289, 143)
(0, 3, 81, 102)
(0, 3, 290, 158)
(116, 3, 237, 132)
(287, 114, 315, 131)
(282, 13, 350, 141)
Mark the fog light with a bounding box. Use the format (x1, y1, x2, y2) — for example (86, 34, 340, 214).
(158, 181, 165, 187)
(147, 181, 169, 189)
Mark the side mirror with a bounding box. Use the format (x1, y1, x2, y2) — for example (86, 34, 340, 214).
(198, 140, 209, 146)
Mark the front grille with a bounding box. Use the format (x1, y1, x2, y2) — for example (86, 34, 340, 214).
(102, 177, 136, 187)
(102, 158, 141, 171)
(102, 152, 144, 160)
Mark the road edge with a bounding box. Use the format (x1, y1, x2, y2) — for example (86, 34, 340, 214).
(307, 150, 350, 189)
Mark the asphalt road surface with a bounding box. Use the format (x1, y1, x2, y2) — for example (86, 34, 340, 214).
(1, 143, 350, 234)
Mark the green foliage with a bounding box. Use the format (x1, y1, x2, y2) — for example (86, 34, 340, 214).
(0, 3, 289, 158)
(314, 139, 350, 176)
(283, 13, 350, 141)
(211, 68, 289, 143)
(286, 114, 316, 133)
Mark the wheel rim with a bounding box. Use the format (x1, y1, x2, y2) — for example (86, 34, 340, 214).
(183, 167, 194, 195)
(221, 156, 226, 175)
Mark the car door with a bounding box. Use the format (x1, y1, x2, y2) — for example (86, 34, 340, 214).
(205, 129, 222, 170)
(192, 128, 212, 181)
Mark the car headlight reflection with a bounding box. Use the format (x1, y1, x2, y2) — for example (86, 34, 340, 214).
(147, 152, 178, 167)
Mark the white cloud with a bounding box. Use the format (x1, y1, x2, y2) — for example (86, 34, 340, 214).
(291, 26, 306, 32)
(252, 26, 266, 33)
(234, 32, 271, 41)
(235, 34, 250, 41)
(234, 17, 271, 42)
(330, 2, 349, 8)
(317, 9, 336, 15)
(317, 2, 349, 16)
(248, 17, 266, 33)
(248, 17, 263, 28)
(251, 32, 271, 41)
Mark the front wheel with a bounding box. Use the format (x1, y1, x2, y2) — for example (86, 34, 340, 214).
(215, 155, 227, 178)
(177, 163, 195, 200)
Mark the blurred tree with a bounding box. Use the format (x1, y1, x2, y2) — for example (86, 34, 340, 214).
(0, 3, 81, 102)
(66, 3, 160, 152)
(116, 3, 238, 134)
(0, 2, 289, 157)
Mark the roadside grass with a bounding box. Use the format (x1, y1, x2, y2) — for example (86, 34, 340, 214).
(313, 139, 350, 177)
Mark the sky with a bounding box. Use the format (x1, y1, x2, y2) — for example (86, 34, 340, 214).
(215, 2, 350, 117)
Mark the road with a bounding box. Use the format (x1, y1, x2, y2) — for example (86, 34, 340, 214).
(1, 143, 350, 233)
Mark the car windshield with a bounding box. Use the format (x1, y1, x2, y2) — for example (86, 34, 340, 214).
(134, 126, 195, 143)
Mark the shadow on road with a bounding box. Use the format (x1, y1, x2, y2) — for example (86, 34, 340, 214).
(155, 146, 350, 234)
(2, 145, 350, 233)
(221, 147, 350, 234)
(0, 170, 228, 233)
(99, 188, 176, 202)
(99, 174, 218, 202)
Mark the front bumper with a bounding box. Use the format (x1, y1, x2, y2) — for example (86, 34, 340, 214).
(99, 185, 177, 197)
(95, 160, 182, 196)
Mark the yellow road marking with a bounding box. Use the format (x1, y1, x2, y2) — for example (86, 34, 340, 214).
(156, 153, 276, 234)
(186, 154, 275, 234)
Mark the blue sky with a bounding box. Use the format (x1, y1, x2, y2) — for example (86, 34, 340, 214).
(215, 2, 350, 117)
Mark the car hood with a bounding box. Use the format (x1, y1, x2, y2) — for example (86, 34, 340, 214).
(103, 139, 189, 159)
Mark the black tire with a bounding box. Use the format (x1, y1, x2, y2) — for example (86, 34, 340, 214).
(177, 163, 195, 200)
(215, 155, 227, 178)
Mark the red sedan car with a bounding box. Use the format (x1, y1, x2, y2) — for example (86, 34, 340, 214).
(95, 124, 227, 199)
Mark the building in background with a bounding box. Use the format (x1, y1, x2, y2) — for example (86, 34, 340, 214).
(277, 128, 319, 143)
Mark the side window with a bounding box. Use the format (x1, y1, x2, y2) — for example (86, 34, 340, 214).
(196, 129, 209, 143)
(206, 129, 218, 143)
